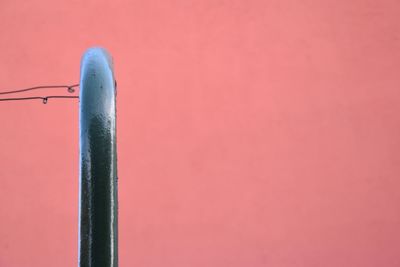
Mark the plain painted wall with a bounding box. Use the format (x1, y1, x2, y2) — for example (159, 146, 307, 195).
(0, 0, 399, 266)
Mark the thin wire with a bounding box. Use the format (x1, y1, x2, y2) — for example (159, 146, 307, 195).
(0, 95, 79, 104)
(0, 84, 79, 95)
(0, 84, 80, 103)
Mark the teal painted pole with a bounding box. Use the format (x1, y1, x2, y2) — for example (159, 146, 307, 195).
(79, 47, 118, 267)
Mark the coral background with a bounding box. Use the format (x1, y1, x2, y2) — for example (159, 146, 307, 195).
(0, 0, 399, 266)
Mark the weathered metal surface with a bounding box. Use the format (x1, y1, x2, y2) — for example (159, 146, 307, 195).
(79, 47, 118, 267)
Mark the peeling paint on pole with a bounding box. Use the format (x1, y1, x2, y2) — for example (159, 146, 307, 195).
(79, 47, 118, 267)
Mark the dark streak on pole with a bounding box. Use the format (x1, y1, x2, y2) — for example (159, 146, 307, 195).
(79, 47, 118, 267)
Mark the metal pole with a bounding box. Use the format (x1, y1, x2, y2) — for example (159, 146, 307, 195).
(79, 47, 118, 267)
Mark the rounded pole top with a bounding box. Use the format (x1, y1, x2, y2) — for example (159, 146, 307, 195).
(81, 47, 114, 78)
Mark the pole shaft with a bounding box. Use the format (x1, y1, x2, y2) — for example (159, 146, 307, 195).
(79, 47, 118, 267)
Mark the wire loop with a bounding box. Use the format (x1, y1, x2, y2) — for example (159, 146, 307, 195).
(0, 84, 80, 103)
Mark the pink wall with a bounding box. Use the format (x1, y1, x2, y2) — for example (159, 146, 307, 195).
(0, 0, 400, 266)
